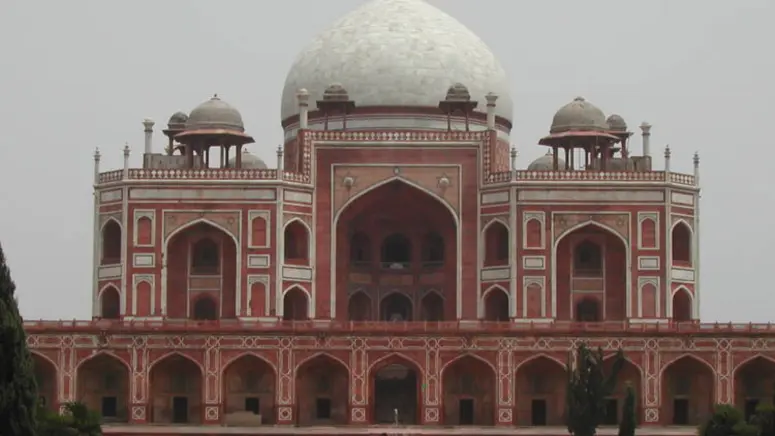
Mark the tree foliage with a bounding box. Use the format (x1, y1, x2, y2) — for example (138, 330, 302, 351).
(0, 242, 39, 436)
(617, 383, 637, 436)
(37, 402, 102, 436)
(751, 402, 775, 436)
(700, 404, 758, 436)
(566, 343, 625, 436)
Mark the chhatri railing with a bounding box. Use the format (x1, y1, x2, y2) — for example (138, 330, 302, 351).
(97, 169, 311, 184)
(23, 319, 773, 336)
(487, 170, 695, 186)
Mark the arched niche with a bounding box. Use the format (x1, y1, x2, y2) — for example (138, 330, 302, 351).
(149, 354, 203, 424)
(442, 356, 495, 425)
(284, 220, 310, 265)
(222, 354, 276, 425)
(165, 221, 237, 320)
(483, 287, 509, 321)
(555, 223, 627, 321)
(421, 232, 445, 267)
(100, 286, 121, 319)
(420, 291, 444, 321)
(484, 221, 509, 266)
(661, 355, 714, 425)
(76, 354, 130, 422)
(101, 220, 122, 265)
(295, 355, 349, 425)
(381, 233, 412, 268)
(191, 295, 218, 321)
(601, 356, 642, 425)
(672, 288, 693, 322)
(671, 222, 692, 265)
(515, 356, 567, 426)
(283, 287, 309, 321)
(734, 356, 775, 421)
(349, 232, 372, 265)
(347, 291, 372, 321)
(575, 297, 601, 322)
(370, 356, 420, 425)
(380, 293, 413, 322)
(32, 353, 58, 411)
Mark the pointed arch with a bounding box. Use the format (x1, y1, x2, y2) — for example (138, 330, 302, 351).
(552, 219, 631, 320)
(420, 290, 445, 321)
(602, 353, 645, 378)
(658, 353, 716, 379)
(148, 351, 205, 376)
(440, 353, 497, 425)
(31, 351, 58, 411)
(660, 353, 715, 425)
(482, 284, 510, 321)
(101, 218, 123, 265)
(380, 291, 413, 321)
(31, 350, 59, 371)
(164, 217, 239, 248)
(75, 351, 131, 373)
(76, 352, 130, 421)
(148, 351, 204, 424)
(670, 219, 693, 265)
(295, 352, 350, 424)
(282, 284, 311, 299)
(732, 354, 775, 377)
(282, 285, 310, 320)
(481, 284, 509, 301)
(221, 352, 276, 424)
(483, 218, 510, 266)
(514, 353, 568, 426)
(222, 351, 278, 375)
(672, 286, 693, 321)
(331, 176, 461, 321)
(369, 352, 423, 424)
(440, 352, 498, 377)
(99, 285, 121, 319)
(514, 353, 568, 372)
(367, 352, 423, 375)
(100, 216, 124, 232)
(294, 352, 350, 376)
(348, 291, 372, 321)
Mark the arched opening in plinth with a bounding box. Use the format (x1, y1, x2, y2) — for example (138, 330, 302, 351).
(734, 356, 775, 421)
(222, 354, 276, 425)
(420, 291, 444, 321)
(601, 356, 642, 426)
(335, 179, 458, 321)
(149, 353, 203, 424)
(99, 285, 121, 319)
(348, 291, 372, 321)
(515, 356, 567, 426)
(672, 288, 693, 322)
(32, 353, 57, 411)
(483, 286, 509, 321)
(441, 356, 496, 425)
(282, 286, 309, 320)
(101, 219, 122, 265)
(661, 355, 714, 426)
(76, 354, 130, 422)
(555, 223, 628, 321)
(165, 221, 237, 319)
(295, 354, 349, 425)
(380, 292, 412, 321)
(371, 356, 420, 425)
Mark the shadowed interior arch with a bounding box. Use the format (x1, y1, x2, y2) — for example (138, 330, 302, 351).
(100, 286, 121, 319)
(295, 355, 349, 425)
(734, 357, 775, 421)
(661, 356, 714, 425)
(483, 287, 509, 321)
(370, 356, 421, 425)
(149, 354, 203, 424)
(336, 180, 457, 321)
(222, 354, 276, 425)
(76, 354, 130, 422)
(515, 356, 567, 426)
(32, 353, 57, 411)
(442, 356, 496, 425)
(101, 220, 122, 265)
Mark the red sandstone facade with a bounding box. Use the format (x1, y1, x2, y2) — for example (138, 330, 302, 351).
(21, 1, 774, 434)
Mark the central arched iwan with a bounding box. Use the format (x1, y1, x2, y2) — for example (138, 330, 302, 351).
(165, 221, 237, 320)
(441, 355, 496, 425)
(335, 180, 458, 321)
(295, 354, 349, 425)
(555, 223, 627, 321)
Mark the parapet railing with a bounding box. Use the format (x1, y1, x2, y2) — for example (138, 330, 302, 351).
(97, 169, 308, 184)
(487, 170, 696, 186)
(22, 319, 774, 335)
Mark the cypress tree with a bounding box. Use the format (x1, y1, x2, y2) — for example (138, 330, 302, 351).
(0, 242, 39, 435)
(618, 383, 637, 436)
(566, 343, 624, 436)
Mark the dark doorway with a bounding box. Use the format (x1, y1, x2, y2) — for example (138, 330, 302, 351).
(458, 399, 474, 425)
(745, 399, 759, 422)
(316, 398, 332, 419)
(604, 398, 618, 425)
(673, 398, 689, 425)
(101, 396, 117, 418)
(373, 364, 417, 424)
(531, 399, 547, 426)
(172, 396, 188, 423)
(245, 397, 259, 415)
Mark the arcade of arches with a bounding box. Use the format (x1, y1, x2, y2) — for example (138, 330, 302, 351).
(30, 352, 775, 426)
(337, 180, 457, 322)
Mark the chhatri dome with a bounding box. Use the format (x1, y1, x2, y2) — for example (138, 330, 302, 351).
(281, 0, 512, 129)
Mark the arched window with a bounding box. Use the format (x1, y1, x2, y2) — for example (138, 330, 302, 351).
(381, 234, 411, 268)
(191, 238, 219, 274)
(484, 222, 509, 266)
(575, 299, 600, 322)
(101, 220, 122, 265)
(672, 223, 692, 265)
(421, 232, 444, 267)
(192, 297, 217, 320)
(349, 232, 371, 265)
(573, 240, 602, 276)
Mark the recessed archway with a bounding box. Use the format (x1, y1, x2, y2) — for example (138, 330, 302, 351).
(191, 295, 218, 321)
(283, 287, 309, 320)
(483, 220, 509, 267)
(101, 219, 122, 265)
(601, 356, 643, 426)
(515, 355, 567, 426)
(76, 353, 130, 422)
(222, 354, 276, 425)
(284, 220, 310, 265)
(100, 286, 121, 319)
(733, 356, 775, 421)
(671, 221, 692, 265)
(555, 222, 628, 321)
(334, 179, 458, 320)
(441, 355, 496, 425)
(380, 292, 413, 321)
(32, 353, 57, 411)
(295, 354, 349, 425)
(149, 353, 203, 424)
(370, 355, 421, 425)
(672, 288, 693, 321)
(661, 355, 715, 426)
(420, 291, 444, 321)
(483, 287, 509, 321)
(347, 291, 372, 321)
(165, 221, 237, 319)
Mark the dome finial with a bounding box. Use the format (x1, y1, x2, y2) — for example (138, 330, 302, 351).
(212, 93, 219, 99)
(574, 96, 586, 102)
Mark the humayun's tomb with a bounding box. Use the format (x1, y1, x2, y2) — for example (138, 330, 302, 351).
(21, 0, 775, 435)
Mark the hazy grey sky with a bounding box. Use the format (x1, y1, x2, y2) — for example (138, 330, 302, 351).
(0, 0, 772, 322)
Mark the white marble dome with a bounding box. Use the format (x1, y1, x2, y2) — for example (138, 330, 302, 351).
(281, 0, 512, 124)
